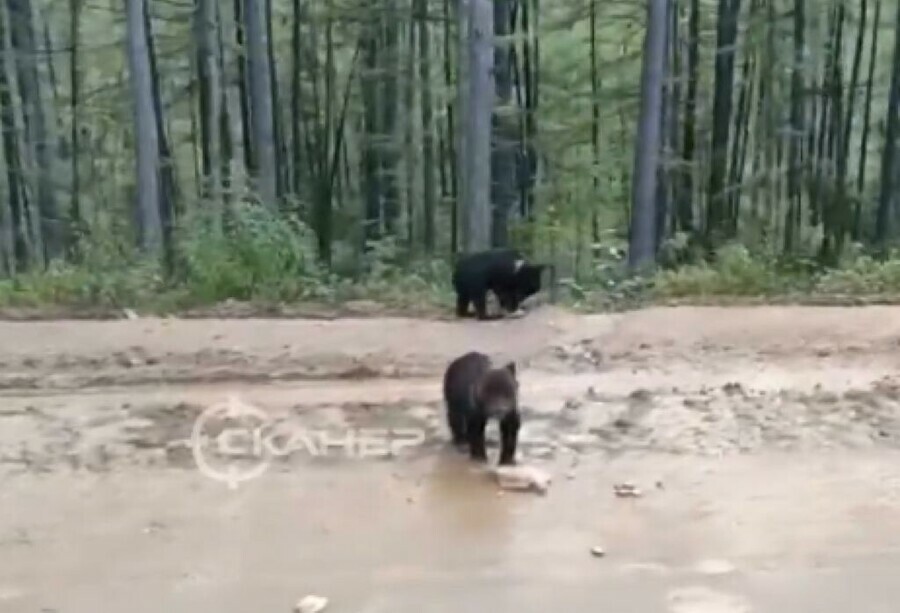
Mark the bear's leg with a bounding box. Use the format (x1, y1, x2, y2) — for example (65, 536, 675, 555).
(472, 291, 491, 321)
(447, 406, 468, 447)
(497, 291, 521, 315)
(455, 292, 471, 318)
(498, 411, 520, 466)
(467, 412, 488, 462)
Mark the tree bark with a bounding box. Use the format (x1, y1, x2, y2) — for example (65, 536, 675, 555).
(628, 0, 667, 269)
(195, 0, 222, 208)
(8, 0, 59, 261)
(417, 0, 436, 251)
(463, 0, 493, 252)
(125, 0, 162, 252)
(243, 0, 277, 207)
(875, 0, 900, 243)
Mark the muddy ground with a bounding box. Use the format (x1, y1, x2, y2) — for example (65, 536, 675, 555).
(2, 305, 900, 612)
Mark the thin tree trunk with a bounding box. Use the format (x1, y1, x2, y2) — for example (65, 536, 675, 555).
(490, 0, 516, 247)
(291, 0, 303, 197)
(590, 0, 600, 253)
(125, 0, 162, 252)
(417, 0, 436, 251)
(243, 0, 278, 206)
(842, 0, 866, 239)
(443, 0, 458, 251)
(380, 2, 401, 234)
(785, 0, 806, 252)
(233, 0, 253, 172)
(404, 10, 416, 248)
(361, 14, 381, 243)
(455, 0, 469, 249)
(726, 47, 755, 234)
(874, 0, 900, 243)
(143, 2, 176, 255)
(706, 0, 743, 244)
(677, 0, 699, 232)
(0, 1, 28, 269)
(69, 0, 81, 239)
(195, 0, 222, 209)
(629, 0, 667, 269)
(463, 0, 493, 252)
(8, 0, 58, 261)
(855, 0, 880, 237)
(264, 0, 284, 198)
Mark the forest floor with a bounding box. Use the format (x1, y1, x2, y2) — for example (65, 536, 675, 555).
(2, 305, 900, 612)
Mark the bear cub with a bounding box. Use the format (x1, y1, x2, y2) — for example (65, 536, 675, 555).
(452, 248, 546, 320)
(442, 351, 521, 465)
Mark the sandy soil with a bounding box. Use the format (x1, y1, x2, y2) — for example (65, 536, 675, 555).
(3, 305, 900, 612)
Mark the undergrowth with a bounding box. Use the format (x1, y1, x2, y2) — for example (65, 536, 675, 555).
(2, 205, 900, 315)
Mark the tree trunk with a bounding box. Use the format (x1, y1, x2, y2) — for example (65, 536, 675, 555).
(195, 0, 222, 208)
(264, 0, 284, 197)
(125, 0, 162, 252)
(290, 0, 303, 197)
(69, 0, 81, 238)
(874, 0, 900, 243)
(855, 0, 880, 237)
(706, 0, 743, 244)
(143, 2, 176, 256)
(233, 0, 254, 174)
(590, 0, 600, 250)
(243, 0, 277, 207)
(455, 0, 469, 249)
(628, 0, 667, 269)
(0, 2, 28, 270)
(785, 0, 806, 252)
(443, 0, 458, 251)
(463, 0, 493, 252)
(380, 2, 401, 234)
(8, 0, 59, 261)
(677, 0, 699, 232)
(403, 10, 417, 248)
(417, 0, 436, 251)
(361, 14, 381, 243)
(490, 0, 516, 247)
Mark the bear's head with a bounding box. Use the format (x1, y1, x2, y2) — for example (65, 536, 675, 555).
(476, 361, 519, 418)
(514, 262, 547, 302)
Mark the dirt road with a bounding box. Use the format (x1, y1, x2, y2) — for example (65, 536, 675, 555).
(2, 305, 900, 612)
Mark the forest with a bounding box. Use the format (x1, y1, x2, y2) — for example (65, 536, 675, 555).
(0, 0, 898, 311)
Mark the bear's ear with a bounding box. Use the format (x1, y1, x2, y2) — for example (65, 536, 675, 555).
(504, 361, 517, 378)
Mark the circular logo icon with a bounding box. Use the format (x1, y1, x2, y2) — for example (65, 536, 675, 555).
(191, 395, 272, 489)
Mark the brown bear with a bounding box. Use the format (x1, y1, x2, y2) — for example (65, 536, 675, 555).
(442, 351, 520, 465)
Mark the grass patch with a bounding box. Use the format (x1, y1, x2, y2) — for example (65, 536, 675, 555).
(4, 214, 900, 318)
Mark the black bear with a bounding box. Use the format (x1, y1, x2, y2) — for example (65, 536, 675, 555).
(452, 248, 548, 320)
(442, 351, 520, 466)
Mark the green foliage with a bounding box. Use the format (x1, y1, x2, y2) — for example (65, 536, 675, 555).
(5, 231, 900, 314)
(0, 206, 455, 314)
(815, 252, 900, 294)
(326, 236, 455, 308)
(653, 244, 794, 297)
(647, 244, 900, 300)
(175, 202, 326, 303)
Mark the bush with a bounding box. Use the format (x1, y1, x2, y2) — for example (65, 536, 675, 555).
(175, 202, 326, 303)
(814, 253, 900, 294)
(652, 243, 789, 297)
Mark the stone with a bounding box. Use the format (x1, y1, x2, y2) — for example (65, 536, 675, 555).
(492, 465, 551, 494)
(294, 595, 328, 613)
